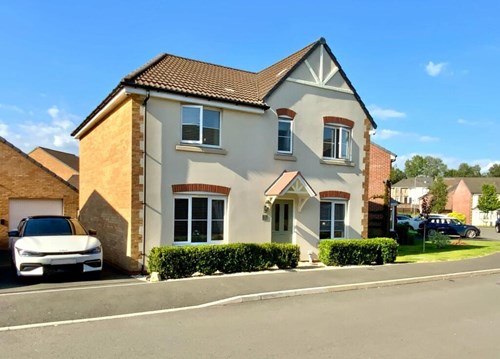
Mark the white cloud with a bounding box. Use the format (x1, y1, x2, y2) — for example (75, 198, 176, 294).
(0, 103, 25, 114)
(425, 61, 447, 77)
(418, 135, 438, 142)
(457, 118, 494, 126)
(373, 129, 401, 140)
(4, 105, 80, 154)
(368, 105, 406, 120)
(0, 122, 9, 137)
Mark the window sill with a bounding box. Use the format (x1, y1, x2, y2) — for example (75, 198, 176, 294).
(176, 144, 227, 155)
(274, 153, 297, 162)
(320, 158, 355, 167)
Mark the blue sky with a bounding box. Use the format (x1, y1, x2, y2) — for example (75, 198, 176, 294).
(1, 1, 498, 171)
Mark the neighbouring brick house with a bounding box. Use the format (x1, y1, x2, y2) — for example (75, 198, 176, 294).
(0, 136, 79, 248)
(29, 146, 80, 189)
(72, 38, 377, 272)
(367, 143, 396, 237)
(446, 177, 500, 225)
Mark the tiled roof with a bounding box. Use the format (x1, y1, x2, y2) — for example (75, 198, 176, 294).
(461, 177, 500, 194)
(35, 147, 79, 171)
(72, 37, 375, 136)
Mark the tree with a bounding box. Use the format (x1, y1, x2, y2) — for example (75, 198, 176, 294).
(477, 184, 500, 225)
(428, 176, 448, 213)
(445, 163, 482, 177)
(404, 155, 447, 178)
(390, 167, 406, 184)
(487, 164, 500, 177)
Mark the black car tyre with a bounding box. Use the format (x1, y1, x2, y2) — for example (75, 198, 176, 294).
(465, 229, 477, 239)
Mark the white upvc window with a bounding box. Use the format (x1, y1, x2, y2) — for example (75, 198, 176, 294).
(320, 201, 347, 239)
(323, 125, 351, 160)
(277, 116, 293, 154)
(174, 196, 226, 243)
(181, 105, 221, 147)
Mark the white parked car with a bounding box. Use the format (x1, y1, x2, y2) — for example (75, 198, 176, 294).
(397, 215, 424, 230)
(9, 216, 102, 278)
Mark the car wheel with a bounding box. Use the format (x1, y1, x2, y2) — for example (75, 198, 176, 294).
(465, 229, 477, 239)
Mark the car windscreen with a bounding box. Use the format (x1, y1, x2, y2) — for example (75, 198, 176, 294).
(23, 218, 73, 236)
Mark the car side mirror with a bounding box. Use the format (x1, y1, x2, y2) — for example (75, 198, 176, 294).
(88, 229, 97, 236)
(8, 230, 19, 237)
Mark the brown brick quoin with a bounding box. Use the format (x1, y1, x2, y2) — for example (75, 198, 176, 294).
(319, 191, 351, 200)
(172, 184, 231, 195)
(361, 118, 371, 238)
(323, 116, 354, 128)
(276, 108, 297, 119)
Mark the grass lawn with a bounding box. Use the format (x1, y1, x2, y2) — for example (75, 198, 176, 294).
(396, 239, 500, 263)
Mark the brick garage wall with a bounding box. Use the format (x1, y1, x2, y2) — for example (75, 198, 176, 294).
(0, 141, 78, 248)
(451, 181, 472, 224)
(78, 95, 143, 273)
(29, 148, 78, 181)
(367, 143, 392, 237)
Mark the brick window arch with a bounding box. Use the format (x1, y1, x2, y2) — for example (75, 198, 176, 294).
(323, 116, 354, 128)
(319, 190, 351, 200)
(172, 183, 231, 195)
(276, 108, 297, 119)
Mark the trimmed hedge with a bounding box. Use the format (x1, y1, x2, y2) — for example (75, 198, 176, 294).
(319, 238, 398, 266)
(148, 243, 300, 280)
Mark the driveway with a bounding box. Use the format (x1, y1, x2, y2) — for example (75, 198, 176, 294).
(0, 250, 137, 293)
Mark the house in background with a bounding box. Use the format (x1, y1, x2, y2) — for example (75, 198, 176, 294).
(391, 176, 433, 214)
(71, 38, 377, 272)
(367, 143, 397, 236)
(0, 137, 78, 248)
(446, 177, 500, 225)
(29, 147, 80, 189)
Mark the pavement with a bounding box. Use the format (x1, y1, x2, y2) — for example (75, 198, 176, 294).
(1, 228, 499, 329)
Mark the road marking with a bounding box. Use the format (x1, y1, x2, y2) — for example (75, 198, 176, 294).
(0, 280, 149, 297)
(1, 268, 499, 332)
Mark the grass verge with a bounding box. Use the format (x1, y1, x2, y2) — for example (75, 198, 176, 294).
(396, 239, 500, 263)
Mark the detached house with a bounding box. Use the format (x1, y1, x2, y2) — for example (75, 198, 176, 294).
(72, 38, 377, 272)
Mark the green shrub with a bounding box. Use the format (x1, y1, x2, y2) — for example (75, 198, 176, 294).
(319, 238, 398, 266)
(148, 243, 301, 279)
(447, 212, 466, 223)
(429, 232, 450, 248)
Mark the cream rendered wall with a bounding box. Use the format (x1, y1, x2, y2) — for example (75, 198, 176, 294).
(143, 46, 369, 259)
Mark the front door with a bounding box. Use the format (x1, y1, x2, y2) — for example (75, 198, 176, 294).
(271, 200, 293, 243)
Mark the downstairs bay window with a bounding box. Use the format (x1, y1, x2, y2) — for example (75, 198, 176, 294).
(174, 196, 225, 243)
(320, 201, 347, 239)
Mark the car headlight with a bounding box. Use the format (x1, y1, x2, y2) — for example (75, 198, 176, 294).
(84, 246, 102, 255)
(16, 248, 44, 257)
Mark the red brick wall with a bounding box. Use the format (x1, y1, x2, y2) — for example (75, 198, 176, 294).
(368, 143, 391, 207)
(0, 141, 78, 248)
(451, 180, 472, 223)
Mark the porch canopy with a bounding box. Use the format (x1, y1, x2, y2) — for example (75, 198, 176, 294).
(264, 170, 316, 212)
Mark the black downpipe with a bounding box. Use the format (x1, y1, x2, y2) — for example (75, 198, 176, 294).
(141, 91, 150, 274)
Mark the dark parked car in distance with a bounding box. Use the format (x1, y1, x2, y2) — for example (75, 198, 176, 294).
(496, 217, 500, 233)
(418, 216, 480, 239)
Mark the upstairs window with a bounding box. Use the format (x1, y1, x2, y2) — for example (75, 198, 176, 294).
(277, 117, 293, 153)
(323, 125, 351, 160)
(182, 105, 221, 146)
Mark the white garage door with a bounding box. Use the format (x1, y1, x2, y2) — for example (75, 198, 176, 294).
(8, 199, 63, 230)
